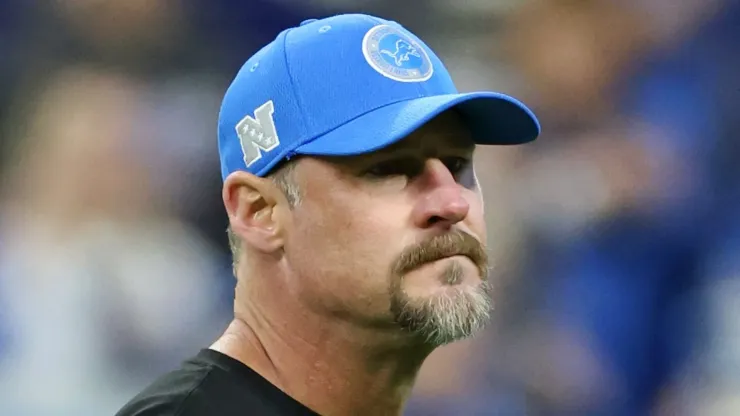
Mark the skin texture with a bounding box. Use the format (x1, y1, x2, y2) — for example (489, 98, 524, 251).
(215, 110, 491, 416)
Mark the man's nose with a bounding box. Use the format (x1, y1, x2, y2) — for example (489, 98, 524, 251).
(411, 159, 470, 229)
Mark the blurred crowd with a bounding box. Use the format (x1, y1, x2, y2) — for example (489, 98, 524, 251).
(0, 1, 738, 415)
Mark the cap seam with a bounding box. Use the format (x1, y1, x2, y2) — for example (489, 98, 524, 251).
(281, 28, 310, 138)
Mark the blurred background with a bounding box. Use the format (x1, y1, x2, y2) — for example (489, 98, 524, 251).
(0, 0, 738, 415)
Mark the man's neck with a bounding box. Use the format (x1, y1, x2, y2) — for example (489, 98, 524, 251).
(210, 294, 432, 416)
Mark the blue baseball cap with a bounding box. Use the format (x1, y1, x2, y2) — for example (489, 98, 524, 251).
(218, 13, 540, 179)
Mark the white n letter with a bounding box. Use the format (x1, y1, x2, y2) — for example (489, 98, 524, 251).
(235, 100, 280, 167)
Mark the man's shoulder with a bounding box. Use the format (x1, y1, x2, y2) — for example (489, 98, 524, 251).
(115, 353, 215, 416)
(115, 349, 319, 416)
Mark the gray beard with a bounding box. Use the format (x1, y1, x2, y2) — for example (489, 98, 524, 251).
(390, 260, 493, 347)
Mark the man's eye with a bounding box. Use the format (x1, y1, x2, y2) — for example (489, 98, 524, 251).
(443, 157, 477, 188)
(363, 159, 422, 178)
(442, 157, 471, 175)
(361, 157, 472, 183)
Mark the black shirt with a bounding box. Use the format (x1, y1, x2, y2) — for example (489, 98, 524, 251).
(116, 349, 319, 416)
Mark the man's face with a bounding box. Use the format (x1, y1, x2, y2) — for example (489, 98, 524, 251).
(284, 111, 491, 346)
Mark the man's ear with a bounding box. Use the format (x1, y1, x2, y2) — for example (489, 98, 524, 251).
(223, 170, 286, 254)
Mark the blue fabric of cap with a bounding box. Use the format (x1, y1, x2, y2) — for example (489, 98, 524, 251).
(218, 13, 540, 179)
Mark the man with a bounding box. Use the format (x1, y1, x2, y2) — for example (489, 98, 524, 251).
(116, 13, 539, 416)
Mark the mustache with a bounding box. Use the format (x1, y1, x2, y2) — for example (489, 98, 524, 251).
(392, 230, 489, 279)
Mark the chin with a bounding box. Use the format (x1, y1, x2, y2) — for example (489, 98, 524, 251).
(390, 279, 493, 347)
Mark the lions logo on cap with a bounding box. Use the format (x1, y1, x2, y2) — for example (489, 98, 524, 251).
(362, 24, 433, 82)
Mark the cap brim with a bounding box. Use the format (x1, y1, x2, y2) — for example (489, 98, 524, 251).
(294, 92, 540, 158)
